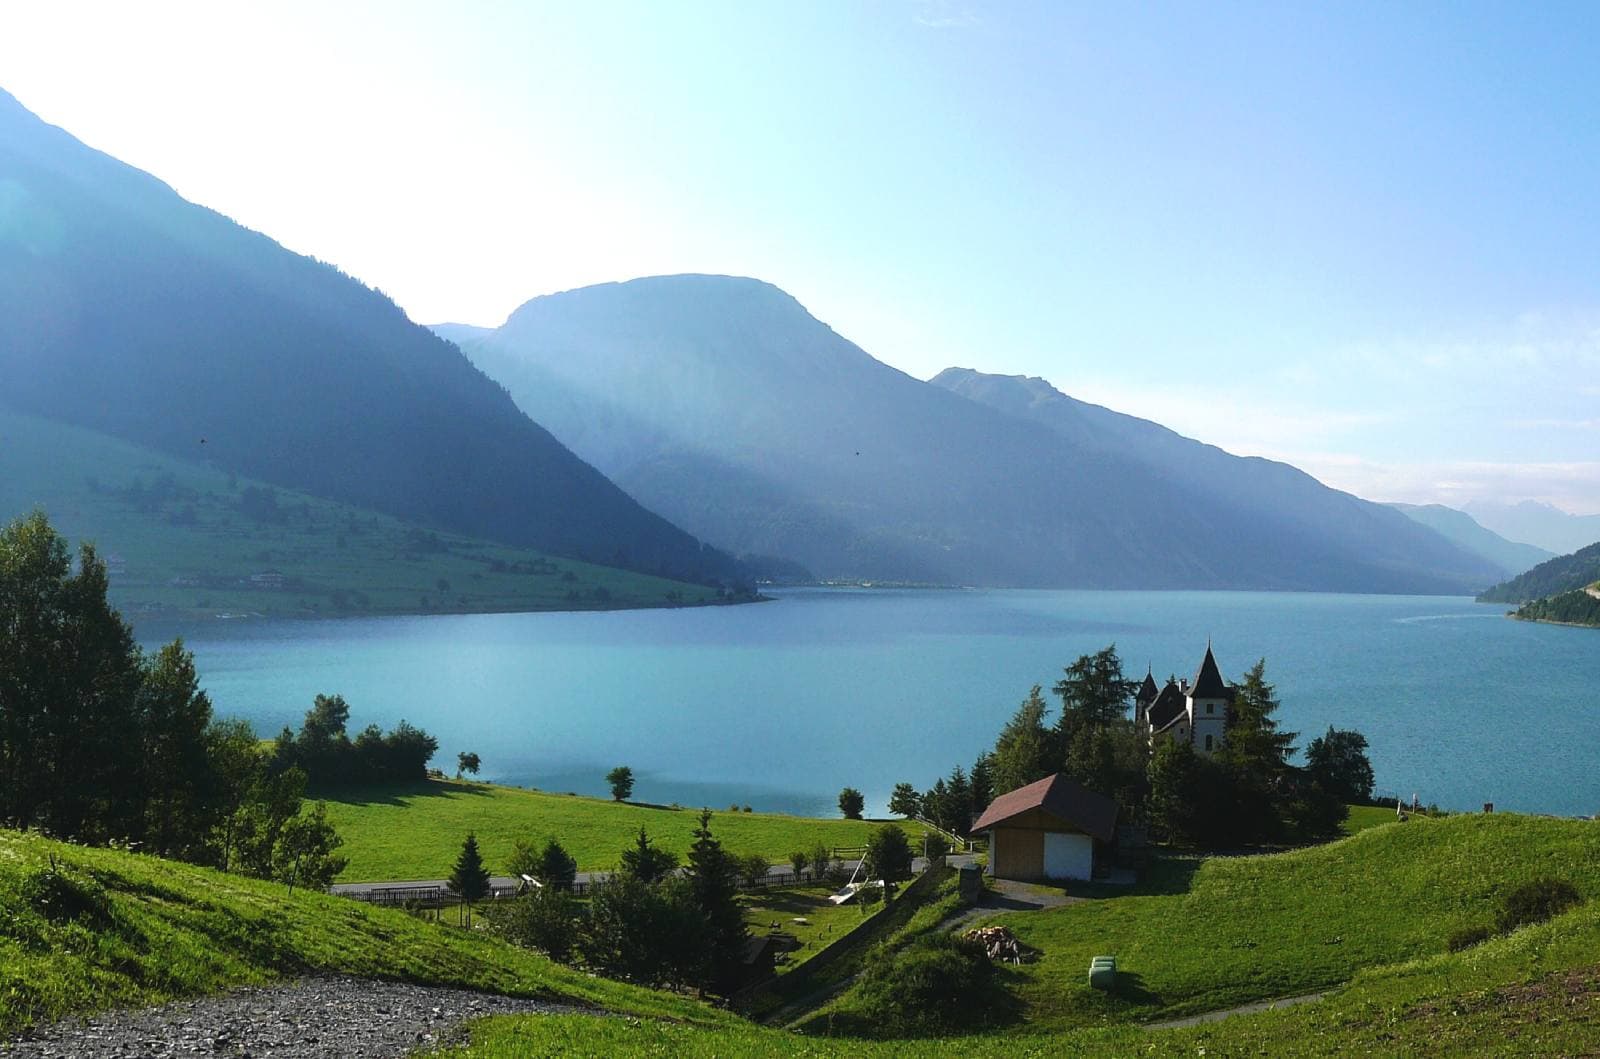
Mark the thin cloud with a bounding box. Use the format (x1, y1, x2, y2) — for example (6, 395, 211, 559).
(912, 1, 981, 29)
(1272, 454, 1600, 516)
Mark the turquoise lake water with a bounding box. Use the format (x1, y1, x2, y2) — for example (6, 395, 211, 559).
(142, 588, 1600, 819)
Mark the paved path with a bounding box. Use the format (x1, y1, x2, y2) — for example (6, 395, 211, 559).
(331, 855, 975, 899)
(1143, 990, 1327, 1031)
(940, 877, 1084, 933)
(0, 976, 582, 1058)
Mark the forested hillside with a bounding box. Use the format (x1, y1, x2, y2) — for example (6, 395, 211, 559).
(0, 88, 741, 588)
(1478, 541, 1600, 603)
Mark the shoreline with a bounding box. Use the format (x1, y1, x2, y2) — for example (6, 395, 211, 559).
(125, 590, 773, 628)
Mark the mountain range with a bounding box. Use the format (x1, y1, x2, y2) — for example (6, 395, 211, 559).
(0, 87, 741, 588)
(446, 274, 1501, 593)
(1385, 503, 1552, 578)
(1461, 500, 1600, 557)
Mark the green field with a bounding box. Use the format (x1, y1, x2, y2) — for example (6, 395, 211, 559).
(322, 780, 924, 881)
(0, 827, 725, 1035)
(993, 813, 1600, 1033)
(1339, 802, 1403, 835)
(739, 885, 878, 973)
(435, 812, 1600, 1056)
(7, 806, 1598, 1055)
(0, 409, 729, 620)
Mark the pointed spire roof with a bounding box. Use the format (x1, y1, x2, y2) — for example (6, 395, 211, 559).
(1136, 668, 1159, 704)
(1190, 645, 1229, 699)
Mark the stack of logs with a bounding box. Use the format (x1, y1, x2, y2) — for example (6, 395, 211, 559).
(962, 924, 1024, 964)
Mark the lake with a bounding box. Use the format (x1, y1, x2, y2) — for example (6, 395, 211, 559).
(141, 588, 1600, 819)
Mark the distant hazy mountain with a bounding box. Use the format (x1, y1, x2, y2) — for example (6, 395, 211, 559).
(1461, 500, 1600, 556)
(448, 274, 1499, 593)
(1386, 503, 1553, 576)
(1478, 541, 1600, 604)
(0, 88, 739, 585)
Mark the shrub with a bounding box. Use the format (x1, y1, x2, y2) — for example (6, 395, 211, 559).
(579, 875, 706, 989)
(864, 825, 914, 883)
(1496, 877, 1583, 934)
(738, 852, 772, 889)
(1446, 924, 1492, 952)
(853, 933, 998, 1037)
(489, 885, 580, 962)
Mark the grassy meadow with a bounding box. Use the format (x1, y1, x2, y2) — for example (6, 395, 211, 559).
(0, 409, 725, 621)
(992, 812, 1600, 1033)
(434, 812, 1600, 1056)
(322, 779, 924, 880)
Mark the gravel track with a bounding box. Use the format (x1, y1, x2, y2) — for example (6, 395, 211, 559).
(0, 977, 583, 1058)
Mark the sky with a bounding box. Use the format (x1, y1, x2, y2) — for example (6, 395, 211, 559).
(3, 1, 1598, 514)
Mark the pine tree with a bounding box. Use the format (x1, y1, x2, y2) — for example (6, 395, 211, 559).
(619, 826, 678, 884)
(1218, 659, 1298, 844)
(1053, 644, 1132, 732)
(1222, 660, 1297, 777)
(683, 810, 746, 993)
(991, 685, 1055, 795)
(448, 830, 492, 925)
(969, 752, 996, 815)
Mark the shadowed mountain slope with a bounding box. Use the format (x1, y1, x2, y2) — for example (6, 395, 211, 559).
(0, 88, 739, 585)
(449, 274, 1498, 592)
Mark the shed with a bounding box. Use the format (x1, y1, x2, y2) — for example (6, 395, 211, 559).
(971, 773, 1118, 883)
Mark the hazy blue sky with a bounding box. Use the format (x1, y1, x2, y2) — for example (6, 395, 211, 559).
(4, 1, 1597, 513)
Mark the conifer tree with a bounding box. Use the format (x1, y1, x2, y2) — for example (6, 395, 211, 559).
(683, 810, 746, 992)
(448, 830, 492, 925)
(619, 826, 678, 884)
(991, 685, 1054, 795)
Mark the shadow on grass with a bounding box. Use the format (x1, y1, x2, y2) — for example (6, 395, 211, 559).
(623, 801, 688, 812)
(1075, 855, 1202, 899)
(312, 779, 494, 807)
(1112, 970, 1161, 1006)
(799, 974, 1026, 1041)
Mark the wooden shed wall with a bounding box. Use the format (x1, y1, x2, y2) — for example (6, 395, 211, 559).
(991, 826, 1044, 880)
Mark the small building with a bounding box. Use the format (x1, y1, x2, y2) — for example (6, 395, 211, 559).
(972, 773, 1118, 882)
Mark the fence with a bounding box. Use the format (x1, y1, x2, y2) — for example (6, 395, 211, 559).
(339, 849, 881, 909)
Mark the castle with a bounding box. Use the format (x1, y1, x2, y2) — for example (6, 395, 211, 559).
(1134, 645, 1235, 756)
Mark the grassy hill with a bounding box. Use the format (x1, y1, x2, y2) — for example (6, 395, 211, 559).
(0, 827, 723, 1036)
(0, 409, 728, 620)
(5, 809, 1597, 1054)
(992, 812, 1600, 1033)
(322, 779, 925, 881)
(434, 812, 1600, 1056)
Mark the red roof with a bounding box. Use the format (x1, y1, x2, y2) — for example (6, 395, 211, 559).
(970, 773, 1119, 842)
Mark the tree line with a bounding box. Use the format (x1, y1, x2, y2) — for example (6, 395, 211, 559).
(888, 644, 1374, 849)
(0, 513, 440, 888)
(481, 815, 916, 995)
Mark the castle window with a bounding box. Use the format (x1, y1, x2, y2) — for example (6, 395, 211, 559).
(1205, 734, 1214, 750)
(1206, 703, 1214, 714)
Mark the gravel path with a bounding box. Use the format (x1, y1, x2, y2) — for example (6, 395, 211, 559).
(0, 977, 583, 1058)
(1143, 990, 1327, 1030)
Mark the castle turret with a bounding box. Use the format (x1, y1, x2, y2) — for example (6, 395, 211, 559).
(1186, 644, 1232, 755)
